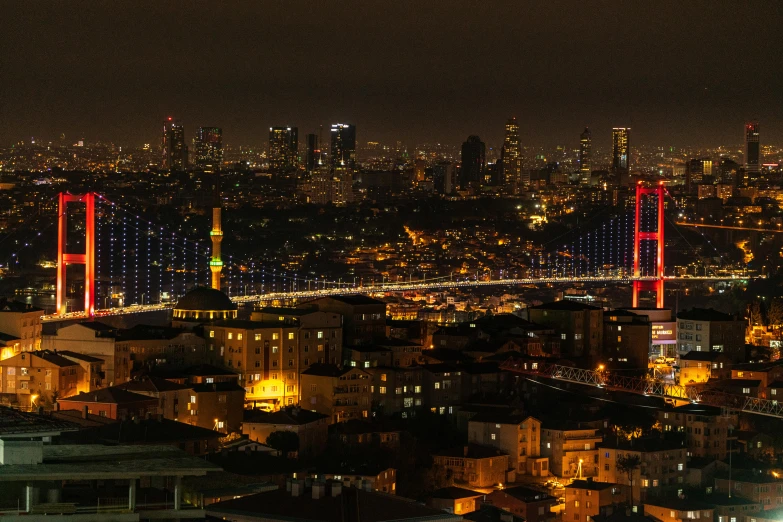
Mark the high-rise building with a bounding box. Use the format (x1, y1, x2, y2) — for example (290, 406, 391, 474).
(330, 123, 356, 169)
(162, 118, 188, 171)
(744, 121, 760, 174)
(268, 126, 298, 171)
(611, 127, 630, 177)
(194, 127, 223, 173)
(501, 117, 522, 188)
(579, 127, 592, 178)
(305, 133, 321, 172)
(432, 162, 456, 195)
(685, 158, 713, 193)
(460, 135, 486, 191)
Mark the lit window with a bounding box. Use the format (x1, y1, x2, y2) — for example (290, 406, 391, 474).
(364, 361, 370, 368)
(318, 331, 324, 339)
(491, 433, 496, 440)
(255, 334, 261, 341)
(742, 388, 750, 394)
(272, 333, 279, 340)
(272, 346, 278, 353)
(209, 330, 215, 338)
(414, 386, 421, 393)
(237, 333, 243, 341)
(228, 333, 233, 340)
(561, 333, 567, 340)
(575, 501, 580, 508)
(678, 463, 683, 471)
(547, 442, 551, 448)
(288, 332, 295, 340)
(434, 382, 440, 389)
(381, 374, 387, 382)
(190, 396, 196, 403)
(380, 387, 387, 394)
(496, 424, 501, 428)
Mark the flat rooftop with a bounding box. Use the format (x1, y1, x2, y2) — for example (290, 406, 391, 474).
(0, 444, 220, 481)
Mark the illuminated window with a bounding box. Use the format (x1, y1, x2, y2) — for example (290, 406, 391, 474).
(381, 374, 387, 382)
(434, 382, 440, 389)
(272, 333, 279, 340)
(272, 346, 278, 353)
(209, 331, 215, 338)
(380, 387, 387, 394)
(318, 332, 324, 339)
(574, 501, 580, 508)
(414, 386, 421, 393)
(217, 421, 224, 429)
(678, 463, 683, 471)
(205, 378, 214, 384)
(228, 333, 233, 340)
(491, 433, 496, 440)
(288, 333, 295, 340)
(561, 333, 567, 340)
(190, 396, 196, 403)
(255, 334, 261, 341)
(237, 333, 243, 341)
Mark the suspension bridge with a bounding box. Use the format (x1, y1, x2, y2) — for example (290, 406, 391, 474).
(8, 182, 758, 322)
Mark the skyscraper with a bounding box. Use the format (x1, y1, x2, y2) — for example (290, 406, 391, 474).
(305, 133, 321, 172)
(460, 135, 486, 191)
(162, 118, 188, 171)
(268, 126, 298, 171)
(330, 123, 356, 169)
(579, 127, 592, 178)
(744, 121, 760, 175)
(611, 127, 630, 177)
(501, 117, 522, 188)
(194, 127, 223, 173)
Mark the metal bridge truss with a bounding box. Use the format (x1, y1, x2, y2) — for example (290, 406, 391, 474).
(500, 358, 783, 419)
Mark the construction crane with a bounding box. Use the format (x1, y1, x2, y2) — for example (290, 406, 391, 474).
(499, 358, 783, 419)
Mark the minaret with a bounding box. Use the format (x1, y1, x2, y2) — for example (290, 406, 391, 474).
(209, 178, 223, 290)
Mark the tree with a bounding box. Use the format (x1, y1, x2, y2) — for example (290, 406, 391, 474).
(266, 431, 299, 457)
(768, 299, 783, 330)
(616, 454, 642, 507)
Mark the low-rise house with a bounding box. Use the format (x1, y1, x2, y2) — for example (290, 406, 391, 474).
(242, 407, 329, 458)
(432, 443, 509, 488)
(485, 486, 557, 522)
(469, 412, 546, 476)
(643, 498, 714, 522)
(58, 351, 104, 391)
(0, 350, 83, 409)
(714, 470, 783, 509)
(565, 478, 626, 522)
(57, 386, 159, 419)
(427, 486, 483, 515)
(656, 404, 737, 460)
(115, 375, 192, 421)
(735, 431, 775, 459)
(679, 351, 731, 385)
(316, 467, 397, 495)
(330, 418, 401, 449)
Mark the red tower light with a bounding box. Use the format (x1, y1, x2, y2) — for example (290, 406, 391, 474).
(56, 192, 96, 317)
(632, 184, 665, 308)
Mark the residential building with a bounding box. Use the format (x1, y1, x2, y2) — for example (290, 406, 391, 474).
(421, 364, 463, 416)
(186, 380, 245, 433)
(541, 421, 602, 479)
(679, 351, 731, 386)
(0, 350, 83, 409)
(115, 375, 192, 421)
(603, 310, 651, 367)
(303, 296, 386, 346)
(41, 321, 130, 385)
(58, 351, 104, 391)
(57, 387, 159, 419)
(432, 444, 509, 488)
(251, 306, 344, 368)
(468, 412, 546, 476)
(330, 419, 402, 449)
(714, 470, 783, 509)
(300, 364, 372, 423)
(242, 407, 329, 458)
(268, 126, 298, 171)
(598, 438, 687, 502)
(656, 404, 737, 459)
(316, 467, 396, 495)
(485, 486, 557, 522)
(116, 324, 208, 369)
(0, 299, 43, 355)
(366, 366, 423, 417)
(676, 308, 745, 362)
(527, 301, 603, 361)
(565, 479, 626, 522)
(209, 319, 301, 408)
(612, 128, 631, 178)
(643, 498, 714, 522)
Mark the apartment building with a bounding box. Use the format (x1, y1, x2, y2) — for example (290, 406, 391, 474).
(656, 404, 737, 459)
(598, 438, 686, 502)
(565, 478, 626, 522)
(676, 308, 745, 362)
(432, 443, 509, 488)
(541, 421, 602, 479)
(300, 364, 372, 423)
(0, 350, 83, 408)
(468, 412, 546, 476)
(0, 299, 43, 355)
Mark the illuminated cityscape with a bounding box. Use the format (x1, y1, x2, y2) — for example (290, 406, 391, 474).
(0, 2, 782, 521)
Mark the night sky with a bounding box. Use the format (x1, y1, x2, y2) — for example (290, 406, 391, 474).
(2, 1, 781, 149)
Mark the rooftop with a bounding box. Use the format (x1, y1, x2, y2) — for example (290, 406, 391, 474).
(116, 324, 192, 341)
(599, 437, 685, 453)
(428, 486, 483, 500)
(174, 286, 237, 312)
(435, 443, 508, 460)
(116, 375, 192, 393)
(244, 407, 328, 426)
(530, 300, 602, 312)
(301, 363, 355, 378)
(206, 487, 459, 522)
(493, 486, 555, 503)
(677, 307, 736, 322)
(311, 295, 386, 306)
(57, 350, 104, 363)
(0, 298, 43, 313)
(0, 407, 78, 436)
(58, 387, 158, 405)
(567, 479, 619, 491)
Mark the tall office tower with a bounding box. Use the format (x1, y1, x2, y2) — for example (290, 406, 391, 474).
(268, 126, 298, 171)
(460, 135, 486, 191)
(744, 121, 760, 175)
(194, 127, 223, 173)
(718, 158, 740, 186)
(433, 162, 456, 195)
(685, 158, 714, 193)
(162, 118, 188, 171)
(330, 123, 356, 169)
(305, 133, 321, 172)
(501, 117, 522, 187)
(611, 127, 630, 177)
(579, 127, 592, 179)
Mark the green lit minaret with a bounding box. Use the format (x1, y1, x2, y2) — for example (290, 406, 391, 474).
(209, 177, 223, 290)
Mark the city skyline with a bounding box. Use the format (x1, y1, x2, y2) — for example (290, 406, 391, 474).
(1, 2, 781, 148)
